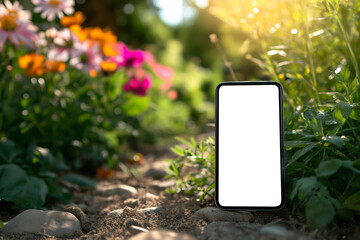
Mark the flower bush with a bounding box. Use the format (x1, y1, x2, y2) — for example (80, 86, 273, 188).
(0, 0, 175, 209)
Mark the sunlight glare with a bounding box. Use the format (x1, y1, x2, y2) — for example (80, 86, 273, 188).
(291, 28, 298, 34)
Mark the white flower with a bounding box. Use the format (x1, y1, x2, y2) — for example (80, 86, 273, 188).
(32, 0, 74, 21)
(0, 0, 31, 22)
(70, 41, 102, 76)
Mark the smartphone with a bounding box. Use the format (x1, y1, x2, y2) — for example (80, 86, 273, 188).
(215, 81, 285, 210)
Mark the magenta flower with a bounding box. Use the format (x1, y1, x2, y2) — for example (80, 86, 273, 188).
(110, 43, 145, 68)
(124, 75, 152, 96)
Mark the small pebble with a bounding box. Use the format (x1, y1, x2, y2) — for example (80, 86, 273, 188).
(106, 209, 124, 218)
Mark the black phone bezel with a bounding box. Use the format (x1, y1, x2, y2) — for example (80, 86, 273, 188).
(215, 81, 285, 211)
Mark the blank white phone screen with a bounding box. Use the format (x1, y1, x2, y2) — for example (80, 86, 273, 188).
(218, 84, 282, 207)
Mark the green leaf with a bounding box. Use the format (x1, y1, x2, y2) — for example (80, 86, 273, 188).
(28, 147, 56, 169)
(0, 164, 47, 209)
(316, 159, 342, 177)
(107, 70, 126, 100)
(305, 195, 335, 229)
(0, 220, 3, 228)
(343, 191, 360, 211)
(288, 142, 318, 166)
(333, 102, 351, 124)
(285, 140, 314, 148)
(322, 135, 349, 148)
(0, 138, 21, 163)
(291, 176, 317, 201)
(45, 179, 71, 204)
(61, 173, 96, 188)
(342, 160, 360, 174)
(170, 145, 184, 156)
(121, 94, 150, 116)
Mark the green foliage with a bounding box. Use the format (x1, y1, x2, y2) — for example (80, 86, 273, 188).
(0, 164, 47, 209)
(166, 137, 215, 201)
(167, 0, 360, 230)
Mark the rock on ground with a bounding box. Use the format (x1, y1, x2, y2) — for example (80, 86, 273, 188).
(0, 209, 81, 237)
(193, 207, 254, 223)
(202, 221, 259, 240)
(96, 184, 138, 197)
(129, 230, 196, 240)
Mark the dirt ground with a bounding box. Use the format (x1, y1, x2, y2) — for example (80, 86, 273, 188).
(0, 143, 359, 240)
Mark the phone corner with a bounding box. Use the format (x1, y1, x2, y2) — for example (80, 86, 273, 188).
(271, 81, 283, 91)
(215, 82, 226, 93)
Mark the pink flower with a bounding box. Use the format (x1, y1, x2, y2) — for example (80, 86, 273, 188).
(143, 52, 174, 81)
(0, 0, 31, 22)
(110, 43, 145, 68)
(70, 41, 102, 76)
(0, 15, 37, 50)
(32, 0, 74, 21)
(124, 75, 152, 96)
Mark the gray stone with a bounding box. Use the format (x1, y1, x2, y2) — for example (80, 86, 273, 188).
(124, 198, 139, 208)
(151, 180, 175, 189)
(129, 225, 148, 234)
(137, 206, 163, 215)
(259, 225, 294, 239)
(129, 230, 196, 240)
(193, 207, 254, 223)
(144, 168, 168, 180)
(106, 209, 124, 218)
(97, 184, 138, 197)
(0, 209, 81, 237)
(145, 192, 159, 199)
(203, 221, 259, 240)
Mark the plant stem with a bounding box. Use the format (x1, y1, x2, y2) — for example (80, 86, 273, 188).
(303, 10, 321, 105)
(209, 34, 238, 81)
(335, 15, 359, 85)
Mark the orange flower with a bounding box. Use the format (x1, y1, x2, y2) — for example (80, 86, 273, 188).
(18, 53, 45, 76)
(85, 27, 117, 45)
(96, 165, 114, 179)
(44, 60, 66, 73)
(60, 11, 85, 27)
(102, 42, 118, 57)
(101, 60, 117, 72)
(69, 24, 87, 41)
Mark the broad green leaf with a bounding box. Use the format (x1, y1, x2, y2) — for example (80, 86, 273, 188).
(0, 220, 3, 228)
(61, 173, 96, 188)
(288, 142, 318, 166)
(290, 176, 317, 201)
(316, 159, 342, 177)
(0, 164, 47, 209)
(343, 191, 360, 211)
(322, 135, 348, 148)
(0, 138, 20, 163)
(333, 102, 351, 124)
(305, 195, 335, 229)
(121, 94, 149, 116)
